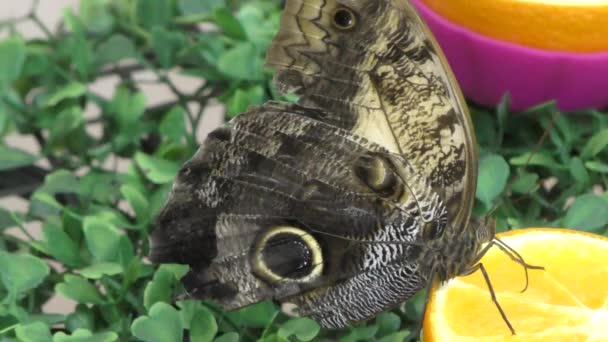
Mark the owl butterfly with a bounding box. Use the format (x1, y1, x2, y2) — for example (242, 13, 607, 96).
(150, 0, 532, 335)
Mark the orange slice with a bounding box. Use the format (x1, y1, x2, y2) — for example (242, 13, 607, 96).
(421, 0, 608, 52)
(423, 228, 608, 341)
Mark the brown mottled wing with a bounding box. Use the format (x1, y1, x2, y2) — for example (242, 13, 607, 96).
(266, 0, 477, 234)
(151, 102, 447, 328)
(151, 0, 474, 329)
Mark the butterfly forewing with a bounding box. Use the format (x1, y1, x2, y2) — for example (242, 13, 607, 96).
(267, 0, 477, 236)
(151, 0, 482, 329)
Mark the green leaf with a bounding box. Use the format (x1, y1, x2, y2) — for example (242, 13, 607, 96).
(135, 152, 180, 184)
(151, 28, 186, 68)
(375, 312, 401, 337)
(0, 207, 13, 230)
(21, 43, 52, 78)
(28, 314, 66, 327)
(109, 87, 147, 127)
(29, 192, 63, 218)
(403, 290, 426, 321)
(79, 0, 115, 34)
(569, 157, 590, 187)
(55, 275, 106, 304)
(131, 302, 184, 342)
(562, 194, 608, 233)
(15, 322, 52, 342)
(509, 171, 539, 194)
(217, 43, 263, 80)
(38, 169, 80, 195)
(585, 160, 608, 174)
(225, 88, 249, 117)
(53, 328, 118, 342)
(214, 332, 239, 342)
(509, 152, 565, 170)
(213, 8, 247, 40)
(236, 4, 279, 49)
(472, 111, 497, 149)
(45, 83, 87, 107)
(278, 317, 320, 342)
(377, 331, 411, 342)
(149, 184, 172, 216)
(176, 300, 202, 329)
(61, 11, 96, 78)
(97, 305, 121, 328)
(97, 34, 136, 64)
(225, 85, 265, 117)
(581, 128, 608, 159)
(120, 185, 149, 224)
(83, 216, 122, 262)
(136, 0, 172, 29)
(65, 305, 94, 333)
(0, 251, 49, 299)
(79, 262, 124, 279)
(42, 222, 82, 268)
(523, 100, 558, 114)
(227, 301, 278, 328)
(160, 106, 187, 143)
(0, 105, 12, 139)
(258, 334, 288, 342)
(496, 93, 510, 140)
(165, 264, 190, 279)
(0, 145, 37, 171)
(189, 307, 218, 342)
(340, 325, 379, 342)
(476, 154, 510, 207)
(50, 106, 85, 142)
(0, 313, 19, 333)
(87, 206, 133, 231)
(178, 0, 223, 15)
(117, 235, 136, 267)
(79, 172, 120, 204)
(144, 264, 189, 310)
(0, 36, 26, 90)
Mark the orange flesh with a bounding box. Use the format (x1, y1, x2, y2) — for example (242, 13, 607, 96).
(423, 228, 608, 341)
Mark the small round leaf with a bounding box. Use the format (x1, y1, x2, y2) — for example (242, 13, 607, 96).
(131, 302, 184, 342)
(278, 317, 320, 342)
(476, 154, 510, 207)
(562, 194, 608, 232)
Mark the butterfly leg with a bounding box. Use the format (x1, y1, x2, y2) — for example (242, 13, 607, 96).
(466, 262, 516, 335)
(493, 237, 544, 292)
(406, 268, 437, 342)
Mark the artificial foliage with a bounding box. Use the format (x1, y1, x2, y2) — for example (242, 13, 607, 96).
(0, 0, 607, 341)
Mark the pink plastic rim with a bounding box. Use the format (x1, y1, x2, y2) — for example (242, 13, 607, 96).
(411, 0, 608, 112)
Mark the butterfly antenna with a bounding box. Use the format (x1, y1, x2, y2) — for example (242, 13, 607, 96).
(485, 110, 562, 219)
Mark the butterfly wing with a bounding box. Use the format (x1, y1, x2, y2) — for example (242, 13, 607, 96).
(151, 0, 476, 328)
(266, 0, 477, 235)
(151, 103, 447, 327)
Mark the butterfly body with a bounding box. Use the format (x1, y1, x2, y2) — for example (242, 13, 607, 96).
(151, 0, 486, 329)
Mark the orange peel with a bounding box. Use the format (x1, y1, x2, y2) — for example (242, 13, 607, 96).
(421, 0, 608, 52)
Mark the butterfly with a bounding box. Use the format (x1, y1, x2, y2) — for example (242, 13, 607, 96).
(149, 0, 514, 332)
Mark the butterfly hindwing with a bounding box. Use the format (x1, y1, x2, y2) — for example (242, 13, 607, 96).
(151, 103, 448, 324)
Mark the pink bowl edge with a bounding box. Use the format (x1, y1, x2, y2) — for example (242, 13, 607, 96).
(410, 0, 608, 111)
